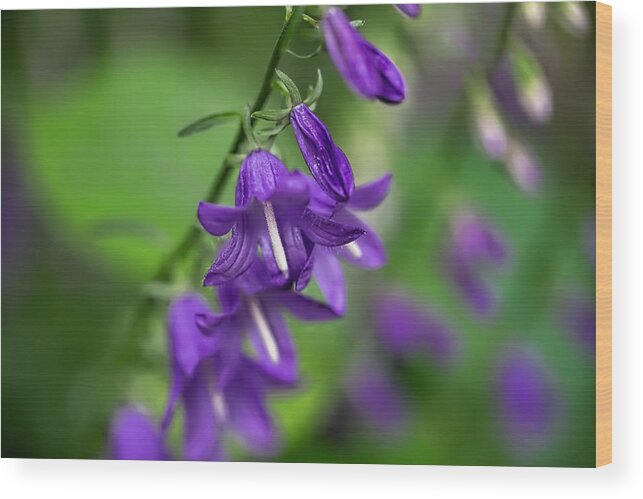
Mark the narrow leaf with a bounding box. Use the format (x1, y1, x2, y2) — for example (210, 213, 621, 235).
(177, 111, 239, 138)
(252, 109, 292, 121)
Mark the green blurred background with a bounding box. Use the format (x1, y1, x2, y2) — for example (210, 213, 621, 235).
(2, 3, 596, 465)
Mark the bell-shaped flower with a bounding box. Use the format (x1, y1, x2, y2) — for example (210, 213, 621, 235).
(197, 259, 341, 385)
(446, 210, 508, 317)
(322, 7, 406, 104)
(290, 103, 354, 202)
(110, 406, 167, 461)
(198, 149, 364, 286)
(395, 4, 421, 18)
(374, 292, 459, 368)
(299, 172, 392, 315)
(162, 292, 312, 459)
(494, 344, 560, 455)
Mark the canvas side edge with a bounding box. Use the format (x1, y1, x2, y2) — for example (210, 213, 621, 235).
(595, 0, 612, 468)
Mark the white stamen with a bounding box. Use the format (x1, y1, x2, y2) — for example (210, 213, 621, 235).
(344, 241, 363, 260)
(263, 201, 289, 277)
(248, 297, 280, 364)
(212, 392, 227, 421)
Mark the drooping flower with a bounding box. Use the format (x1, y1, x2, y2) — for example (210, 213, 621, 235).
(301, 172, 392, 315)
(395, 4, 422, 18)
(345, 361, 409, 437)
(290, 103, 354, 202)
(374, 292, 459, 367)
(494, 344, 559, 454)
(471, 86, 509, 160)
(521, 2, 547, 30)
(322, 7, 406, 104)
(559, 2, 589, 36)
(198, 149, 363, 286)
(196, 259, 341, 385)
(110, 406, 167, 460)
(162, 292, 307, 458)
(446, 210, 508, 317)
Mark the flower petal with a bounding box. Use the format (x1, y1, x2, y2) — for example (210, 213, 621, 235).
(347, 174, 392, 211)
(269, 287, 341, 321)
(312, 248, 347, 316)
(335, 210, 387, 269)
(300, 208, 364, 246)
(110, 407, 166, 460)
(182, 363, 222, 461)
(197, 202, 243, 237)
(203, 216, 257, 286)
(236, 149, 289, 206)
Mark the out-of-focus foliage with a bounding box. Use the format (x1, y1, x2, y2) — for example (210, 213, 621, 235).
(2, 3, 596, 465)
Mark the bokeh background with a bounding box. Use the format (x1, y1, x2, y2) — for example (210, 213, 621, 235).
(2, 3, 596, 466)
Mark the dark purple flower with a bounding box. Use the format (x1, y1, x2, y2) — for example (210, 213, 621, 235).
(301, 173, 392, 315)
(323, 7, 406, 104)
(559, 293, 596, 356)
(446, 210, 508, 316)
(197, 260, 340, 385)
(374, 292, 459, 367)
(395, 4, 421, 18)
(290, 103, 354, 202)
(345, 362, 408, 437)
(198, 149, 363, 286)
(110, 406, 167, 460)
(494, 345, 559, 453)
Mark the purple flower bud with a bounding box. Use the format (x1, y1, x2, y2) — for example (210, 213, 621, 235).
(494, 345, 559, 454)
(323, 7, 406, 104)
(505, 140, 542, 194)
(290, 103, 354, 202)
(395, 4, 422, 18)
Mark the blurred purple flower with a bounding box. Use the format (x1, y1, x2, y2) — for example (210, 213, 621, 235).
(345, 362, 408, 437)
(559, 293, 596, 356)
(446, 211, 508, 317)
(110, 406, 167, 461)
(290, 103, 354, 202)
(471, 88, 508, 160)
(395, 4, 422, 18)
(495, 345, 559, 453)
(161, 292, 304, 459)
(559, 2, 590, 36)
(323, 7, 406, 104)
(198, 149, 363, 286)
(505, 140, 542, 194)
(521, 2, 547, 30)
(301, 173, 392, 315)
(375, 292, 459, 367)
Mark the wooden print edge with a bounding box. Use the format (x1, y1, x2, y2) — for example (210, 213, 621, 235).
(595, 1, 612, 468)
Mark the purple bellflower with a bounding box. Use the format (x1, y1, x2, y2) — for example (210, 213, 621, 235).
(110, 406, 167, 461)
(494, 344, 559, 454)
(162, 293, 302, 459)
(290, 103, 355, 202)
(446, 210, 508, 317)
(345, 361, 409, 438)
(196, 259, 340, 385)
(559, 293, 596, 356)
(300, 172, 392, 315)
(374, 292, 459, 367)
(323, 7, 406, 104)
(198, 149, 364, 287)
(395, 5, 422, 18)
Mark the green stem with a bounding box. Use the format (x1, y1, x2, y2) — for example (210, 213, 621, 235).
(123, 6, 304, 343)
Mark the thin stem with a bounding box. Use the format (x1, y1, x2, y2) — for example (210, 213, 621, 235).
(123, 6, 304, 344)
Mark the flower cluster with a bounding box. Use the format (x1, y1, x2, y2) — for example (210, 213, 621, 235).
(110, 6, 411, 460)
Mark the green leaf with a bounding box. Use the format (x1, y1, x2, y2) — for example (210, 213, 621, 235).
(286, 45, 322, 60)
(304, 69, 324, 106)
(274, 69, 302, 105)
(177, 111, 239, 138)
(252, 108, 291, 121)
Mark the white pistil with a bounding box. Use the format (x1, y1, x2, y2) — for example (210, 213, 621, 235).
(344, 241, 363, 260)
(263, 201, 289, 278)
(212, 392, 227, 421)
(248, 296, 280, 364)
